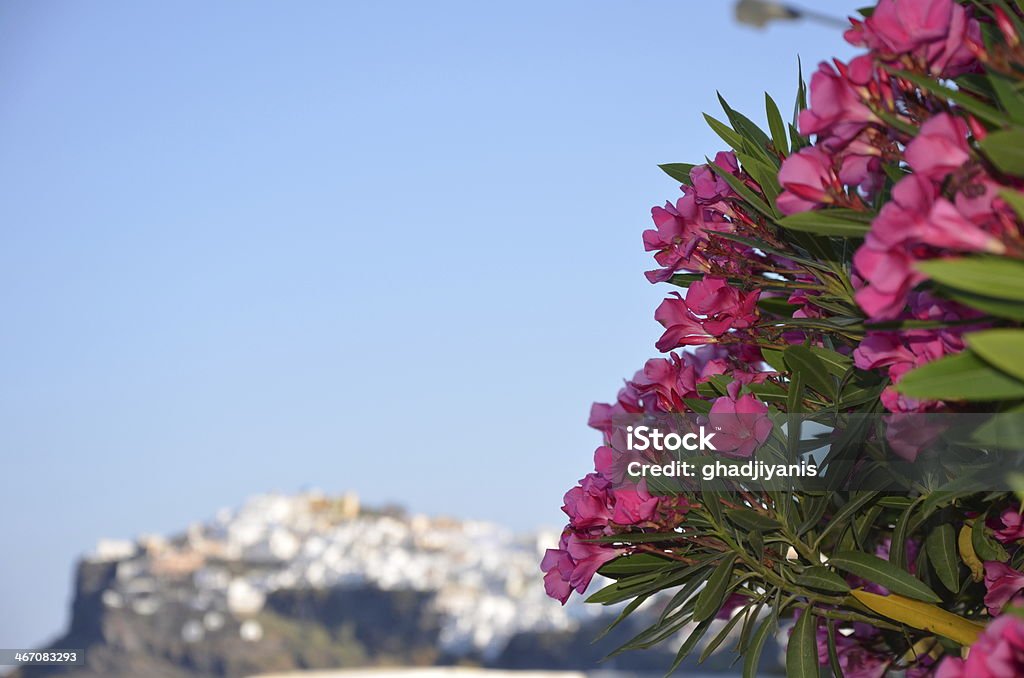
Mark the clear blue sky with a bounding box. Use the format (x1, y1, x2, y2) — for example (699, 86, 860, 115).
(0, 0, 861, 649)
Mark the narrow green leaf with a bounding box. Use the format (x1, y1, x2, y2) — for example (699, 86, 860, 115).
(706, 158, 777, 219)
(785, 345, 837, 399)
(827, 551, 941, 602)
(990, 73, 1024, 125)
(776, 210, 872, 237)
(967, 329, 1024, 382)
(666, 616, 714, 674)
(704, 113, 747, 153)
(700, 600, 750, 661)
(935, 285, 1024, 321)
(786, 609, 819, 678)
(895, 350, 1024, 402)
(593, 593, 651, 642)
(598, 553, 673, 577)
(694, 554, 738, 622)
(826, 619, 845, 678)
(980, 129, 1024, 176)
(726, 509, 782, 532)
(815, 491, 880, 544)
(926, 523, 961, 593)
(1000, 188, 1024, 222)
(796, 566, 851, 594)
(765, 92, 789, 155)
(659, 163, 696, 186)
(973, 515, 1010, 562)
(917, 257, 1024, 302)
(742, 615, 775, 678)
(719, 92, 773, 155)
(891, 68, 1008, 126)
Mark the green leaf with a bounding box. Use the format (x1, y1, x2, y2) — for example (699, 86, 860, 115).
(980, 128, 1024, 176)
(659, 163, 696, 185)
(917, 257, 1024, 302)
(704, 113, 747, 153)
(926, 523, 961, 593)
(896, 350, 1024, 402)
(935, 284, 1024, 321)
(828, 551, 941, 602)
(825, 620, 845, 678)
(726, 509, 782, 532)
(766, 92, 789, 155)
(1000, 188, 1024, 222)
(667, 616, 714, 674)
(719, 92, 774, 156)
(598, 553, 673, 577)
(742, 615, 775, 678)
(890, 498, 919, 570)
(808, 345, 854, 377)
(973, 515, 1010, 562)
(796, 566, 851, 594)
(594, 593, 651, 642)
(967, 329, 1024, 382)
(814, 491, 880, 544)
(776, 209, 872, 237)
(693, 554, 738, 622)
(785, 345, 837, 399)
(786, 609, 819, 678)
(700, 600, 750, 661)
(891, 68, 1008, 126)
(990, 73, 1024, 126)
(706, 158, 778, 219)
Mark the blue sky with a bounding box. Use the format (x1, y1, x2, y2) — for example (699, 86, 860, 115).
(0, 0, 861, 648)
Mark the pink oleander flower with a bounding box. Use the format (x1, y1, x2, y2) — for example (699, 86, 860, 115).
(541, 542, 574, 603)
(799, 60, 879, 146)
(855, 292, 983, 414)
(643, 194, 704, 283)
(904, 113, 971, 183)
(642, 353, 700, 412)
(845, 0, 981, 78)
(611, 481, 659, 525)
(643, 158, 740, 283)
(707, 382, 772, 458)
(562, 473, 612, 531)
(854, 174, 1003, 319)
(882, 412, 946, 461)
(654, 278, 759, 351)
(541, 532, 621, 604)
(777, 146, 840, 215)
(691, 151, 739, 205)
(936, 614, 1024, 678)
(984, 562, 1024, 615)
(992, 507, 1024, 544)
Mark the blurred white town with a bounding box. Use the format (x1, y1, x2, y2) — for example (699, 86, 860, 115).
(88, 492, 586, 659)
(10, 493, 776, 678)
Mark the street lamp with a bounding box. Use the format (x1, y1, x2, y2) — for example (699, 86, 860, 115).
(734, 0, 849, 29)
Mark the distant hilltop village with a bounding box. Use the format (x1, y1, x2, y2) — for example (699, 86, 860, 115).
(15, 492, 769, 678)
(82, 492, 582, 658)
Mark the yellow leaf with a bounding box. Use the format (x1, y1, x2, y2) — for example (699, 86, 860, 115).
(960, 524, 984, 582)
(851, 589, 985, 646)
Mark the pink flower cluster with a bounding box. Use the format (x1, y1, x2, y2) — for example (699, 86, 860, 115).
(854, 115, 1006, 320)
(937, 614, 1024, 678)
(845, 0, 981, 78)
(643, 152, 789, 284)
(654, 277, 760, 351)
(543, 342, 774, 603)
(853, 292, 983, 413)
(774, 0, 1021, 416)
